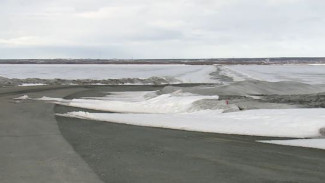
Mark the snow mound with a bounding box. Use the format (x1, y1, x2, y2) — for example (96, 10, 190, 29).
(40, 91, 220, 114)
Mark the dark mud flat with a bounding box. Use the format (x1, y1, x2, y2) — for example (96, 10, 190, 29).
(55, 88, 325, 183)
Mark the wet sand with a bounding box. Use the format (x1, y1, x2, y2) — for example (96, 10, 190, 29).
(1, 85, 325, 183)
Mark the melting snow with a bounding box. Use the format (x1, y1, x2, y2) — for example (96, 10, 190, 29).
(57, 109, 325, 138)
(39, 91, 219, 113)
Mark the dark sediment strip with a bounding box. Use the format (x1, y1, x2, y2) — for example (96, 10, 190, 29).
(55, 87, 325, 183)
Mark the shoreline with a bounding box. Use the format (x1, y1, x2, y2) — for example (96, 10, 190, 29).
(1, 85, 325, 182)
(55, 86, 325, 183)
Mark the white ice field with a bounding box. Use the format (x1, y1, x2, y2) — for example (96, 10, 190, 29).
(0, 64, 216, 83)
(223, 64, 325, 84)
(1, 64, 324, 84)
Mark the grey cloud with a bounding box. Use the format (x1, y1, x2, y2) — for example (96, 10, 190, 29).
(0, 0, 325, 58)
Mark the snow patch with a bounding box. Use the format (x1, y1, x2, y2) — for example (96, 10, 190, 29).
(36, 96, 68, 103)
(36, 90, 219, 113)
(19, 83, 47, 86)
(309, 64, 325, 66)
(38, 91, 219, 113)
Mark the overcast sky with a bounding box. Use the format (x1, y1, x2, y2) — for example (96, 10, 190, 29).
(0, 0, 324, 59)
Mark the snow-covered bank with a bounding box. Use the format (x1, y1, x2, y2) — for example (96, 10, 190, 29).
(259, 139, 325, 150)
(57, 109, 325, 138)
(37, 91, 221, 113)
(26, 88, 325, 139)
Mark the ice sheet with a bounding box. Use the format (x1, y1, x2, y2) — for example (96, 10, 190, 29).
(0, 64, 216, 83)
(223, 65, 325, 84)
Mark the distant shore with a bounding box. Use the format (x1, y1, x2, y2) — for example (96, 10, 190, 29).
(1, 57, 325, 65)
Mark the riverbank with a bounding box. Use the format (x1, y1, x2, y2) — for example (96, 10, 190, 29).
(1, 85, 325, 183)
